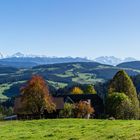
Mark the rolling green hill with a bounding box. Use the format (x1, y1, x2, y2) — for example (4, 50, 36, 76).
(0, 62, 140, 100)
(0, 119, 140, 140)
(117, 61, 140, 70)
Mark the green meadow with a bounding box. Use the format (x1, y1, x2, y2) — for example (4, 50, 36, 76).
(0, 119, 140, 140)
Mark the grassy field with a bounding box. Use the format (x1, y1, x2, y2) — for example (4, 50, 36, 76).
(0, 81, 25, 100)
(0, 119, 140, 140)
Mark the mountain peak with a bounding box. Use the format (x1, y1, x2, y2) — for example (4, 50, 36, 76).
(11, 52, 25, 58)
(0, 52, 3, 59)
(94, 56, 138, 66)
(94, 56, 122, 66)
(123, 57, 137, 62)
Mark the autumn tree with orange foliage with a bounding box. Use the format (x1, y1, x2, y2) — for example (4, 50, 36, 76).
(71, 87, 84, 94)
(74, 101, 94, 118)
(20, 75, 56, 116)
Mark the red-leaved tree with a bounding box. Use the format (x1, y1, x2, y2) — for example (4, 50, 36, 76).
(20, 75, 56, 115)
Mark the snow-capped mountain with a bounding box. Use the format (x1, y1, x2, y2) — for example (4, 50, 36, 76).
(94, 56, 138, 66)
(2, 52, 139, 66)
(8, 52, 47, 58)
(94, 56, 122, 66)
(11, 52, 25, 58)
(0, 52, 3, 59)
(123, 57, 137, 62)
(0, 52, 92, 68)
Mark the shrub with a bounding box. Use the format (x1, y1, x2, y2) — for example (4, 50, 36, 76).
(74, 101, 94, 118)
(106, 92, 137, 119)
(59, 103, 74, 118)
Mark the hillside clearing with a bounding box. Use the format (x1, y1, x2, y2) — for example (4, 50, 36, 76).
(0, 119, 140, 140)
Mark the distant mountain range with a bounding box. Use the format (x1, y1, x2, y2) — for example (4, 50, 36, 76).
(0, 52, 3, 59)
(0, 52, 138, 67)
(94, 56, 137, 66)
(0, 52, 92, 68)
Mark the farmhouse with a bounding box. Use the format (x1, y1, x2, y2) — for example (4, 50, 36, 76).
(14, 94, 104, 119)
(54, 94, 104, 118)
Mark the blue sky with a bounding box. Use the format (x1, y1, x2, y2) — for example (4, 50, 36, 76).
(0, 0, 140, 59)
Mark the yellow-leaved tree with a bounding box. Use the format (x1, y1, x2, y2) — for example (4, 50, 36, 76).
(71, 87, 84, 94)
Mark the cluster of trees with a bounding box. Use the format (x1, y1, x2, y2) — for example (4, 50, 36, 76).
(1, 69, 140, 120)
(56, 84, 97, 95)
(15, 76, 94, 119)
(0, 106, 13, 120)
(106, 70, 140, 119)
(71, 85, 96, 94)
(59, 101, 94, 119)
(0, 97, 16, 120)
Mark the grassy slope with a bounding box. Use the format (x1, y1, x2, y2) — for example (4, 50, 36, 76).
(0, 119, 140, 140)
(0, 83, 10, 99)
(0, 81, 26, 100)
(0, 80, 68, 99)
(0, 62, 140, 100)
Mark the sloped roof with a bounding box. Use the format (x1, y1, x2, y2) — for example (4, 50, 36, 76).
(14, 96, 65, 114)
(52, 97, 64, 110)
(14, 97, 26, 114)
